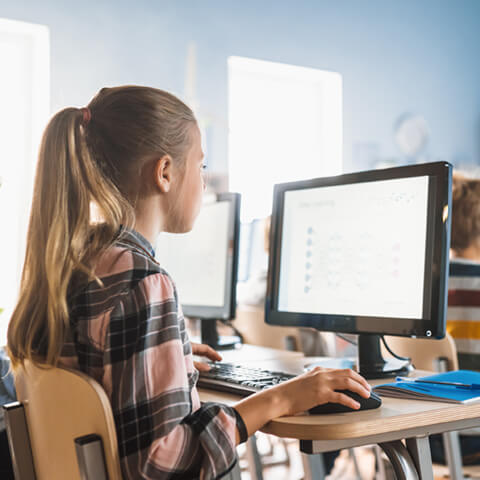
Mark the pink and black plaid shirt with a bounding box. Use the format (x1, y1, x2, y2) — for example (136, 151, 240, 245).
(61, 228, 247, 479)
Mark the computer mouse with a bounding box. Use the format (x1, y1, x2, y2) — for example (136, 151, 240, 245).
(309, 390, 382, 414)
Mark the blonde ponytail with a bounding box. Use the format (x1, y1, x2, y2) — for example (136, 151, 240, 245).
(8, 86, 196, 369)
(8, 108, 133, 368)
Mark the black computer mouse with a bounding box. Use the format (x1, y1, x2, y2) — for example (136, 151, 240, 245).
(309, 390, 382, 414)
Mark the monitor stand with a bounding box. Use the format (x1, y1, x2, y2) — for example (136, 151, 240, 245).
(358, 334, 412, 379)
(200, 319, 241, 350)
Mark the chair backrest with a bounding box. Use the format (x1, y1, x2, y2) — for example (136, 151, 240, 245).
(234, 306, 302, 351)
(382, 332, 459, 371)
(14, 361, 122, 480)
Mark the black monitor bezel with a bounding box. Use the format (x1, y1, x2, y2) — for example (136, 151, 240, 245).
(265, 162, 452, 339)
(182, 192, 241, 321)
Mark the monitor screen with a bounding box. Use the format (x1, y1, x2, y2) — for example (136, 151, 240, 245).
(156, 193, 240, 320)
(279, 176, 429, 319)
(266, 162, 452, 340)
(238, 218, 269, 283)
(237, 222, 252, 283)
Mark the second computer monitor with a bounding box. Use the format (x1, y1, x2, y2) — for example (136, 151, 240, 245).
(156, 192, 241, 348)
(266, 162, 452, 377)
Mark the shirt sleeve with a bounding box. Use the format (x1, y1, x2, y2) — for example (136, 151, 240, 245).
(104, 272, 243, 480)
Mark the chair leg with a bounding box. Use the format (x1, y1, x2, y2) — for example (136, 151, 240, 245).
(279, 438, 292, 467)
(3, 402, 36, 480)
(374, 445, 388, 480)
(246, 435, 264, 480)
(348, 448, 362, 479)
(442, 431, 465, 480)
(301, 452, 326, 480)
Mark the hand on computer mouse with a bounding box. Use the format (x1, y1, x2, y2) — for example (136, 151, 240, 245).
(308, 389, 382, 414)
(233, 367, 372, 443)
(273, 367, 371, 416)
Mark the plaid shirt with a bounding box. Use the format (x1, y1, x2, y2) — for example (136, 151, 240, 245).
(61, 229, 247, 479)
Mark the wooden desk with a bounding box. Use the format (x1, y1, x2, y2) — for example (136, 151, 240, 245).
(199, 346, 480, 480)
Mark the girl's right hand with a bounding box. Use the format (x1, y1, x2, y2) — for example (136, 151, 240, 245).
(270, 367, 371, 416)
(233, 366, 372, 443)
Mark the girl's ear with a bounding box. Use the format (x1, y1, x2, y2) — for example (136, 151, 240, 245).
(154, 155, 173, 193)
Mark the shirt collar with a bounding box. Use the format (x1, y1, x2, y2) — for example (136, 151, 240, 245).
(119, 227, 156, 257)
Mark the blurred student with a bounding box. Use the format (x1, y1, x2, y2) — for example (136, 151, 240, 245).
(430, 173, 480, 466)
(447, 174, 480, 369)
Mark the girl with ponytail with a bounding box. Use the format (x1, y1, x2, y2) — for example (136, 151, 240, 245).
(7, 85, 370, 479)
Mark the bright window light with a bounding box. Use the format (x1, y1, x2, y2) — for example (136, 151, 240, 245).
(228, 56, 343, 221)
(0, 18, 50, 345)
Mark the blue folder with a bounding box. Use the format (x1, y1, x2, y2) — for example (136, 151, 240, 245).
(373, 370, 480, 404)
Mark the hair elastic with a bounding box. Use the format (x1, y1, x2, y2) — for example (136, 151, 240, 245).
(81, 107, 91, 126)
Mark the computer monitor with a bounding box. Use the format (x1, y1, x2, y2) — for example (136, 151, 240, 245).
(266, 162, 452, 378)
(237, 222, 252, 283)
(238, 218, 269, 283)
(156, 192, 241, 349)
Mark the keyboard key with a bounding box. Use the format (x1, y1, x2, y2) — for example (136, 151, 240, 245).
(198, 362, 295, 396)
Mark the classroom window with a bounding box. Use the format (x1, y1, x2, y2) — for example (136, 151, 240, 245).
(228, 56, 343, 222)
(0, 18, 50, 344)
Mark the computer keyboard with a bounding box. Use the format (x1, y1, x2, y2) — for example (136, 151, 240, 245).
(197, 362, 296, 396)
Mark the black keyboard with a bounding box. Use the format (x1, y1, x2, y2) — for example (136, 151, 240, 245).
(197, 362, 296, 396)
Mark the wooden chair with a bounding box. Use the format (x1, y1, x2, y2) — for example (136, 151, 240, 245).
(383, 333, 459, 371)
(4, 362, 122, 480)
(234, 306, 339, 357)
(234, 305, 302, 351)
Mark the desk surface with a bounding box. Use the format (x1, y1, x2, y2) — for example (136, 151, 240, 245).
(198, 346, 480, 447)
